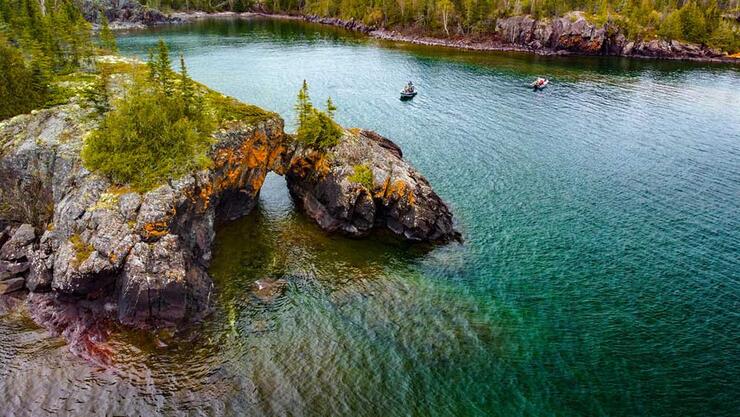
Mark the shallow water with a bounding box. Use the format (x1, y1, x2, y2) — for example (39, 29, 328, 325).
(2, 17, 739, 417)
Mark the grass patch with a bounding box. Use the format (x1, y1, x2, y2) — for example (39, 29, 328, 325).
(70, 233, 94, 267)
(205, 91, 275, 125)
(348, 164, 374, 190)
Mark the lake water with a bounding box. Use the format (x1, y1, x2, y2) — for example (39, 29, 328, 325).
(1, 17, 739, 417)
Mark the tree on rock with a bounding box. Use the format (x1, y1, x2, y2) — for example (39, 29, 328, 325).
(294, 81, 343, 150)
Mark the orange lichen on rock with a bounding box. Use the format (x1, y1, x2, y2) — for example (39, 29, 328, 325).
(198, 183, 214, 210)
(143, 221, 169, 240)
(385, 179, 416, 207)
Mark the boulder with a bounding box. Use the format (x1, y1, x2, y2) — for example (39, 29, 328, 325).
(286, 129, 460, 243)
(0, 260, 30, 280)
(0, 224, 35, 261)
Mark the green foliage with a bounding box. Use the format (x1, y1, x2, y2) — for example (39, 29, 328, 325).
(0, 36, 48, 120)
(149, 39, 174, 94)
(708, 20, 740, 53)
(82, 43, 215, 191)
(146, 0, 738, 53)
(348, 164, 374, 190)
(679, 1, 708, 43)
(0, 0, 96, 120)
(294, 81, 343, 149)
(658, 10, 683, 40)
(99, 14, 118, 53)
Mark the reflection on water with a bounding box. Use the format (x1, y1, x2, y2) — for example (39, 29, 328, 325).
(1, 17, 739, 417)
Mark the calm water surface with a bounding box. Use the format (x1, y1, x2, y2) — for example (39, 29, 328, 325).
(1, 18, 739, 417)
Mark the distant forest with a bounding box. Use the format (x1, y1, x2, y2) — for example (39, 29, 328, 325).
(145, 0, 739, 51)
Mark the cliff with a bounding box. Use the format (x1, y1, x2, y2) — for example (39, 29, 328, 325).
(0, 57, 459, 356)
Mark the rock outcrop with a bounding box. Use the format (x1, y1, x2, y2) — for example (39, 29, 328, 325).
(286, 129, 460, 243)
(293, 11, 733, 62)
(80, 0, 178, 28)
(0, 89, 287, 328)
(0, 62, 459, 340)
(492, 12, 725, 60)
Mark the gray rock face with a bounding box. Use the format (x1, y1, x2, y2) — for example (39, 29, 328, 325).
(80, 0, 177, 27)
(0, 277, 25, 294)
(493, 12, 725, 59)
(0, 224, 35, 261)
(286, 129, 460, 243)
(1, 99, 287, 329)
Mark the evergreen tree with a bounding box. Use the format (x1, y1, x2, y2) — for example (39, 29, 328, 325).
(179, 52, 198, 115)
(295, 79, 313, 125)
(99, 13, 118, 53)
(326, 97, 337, 118)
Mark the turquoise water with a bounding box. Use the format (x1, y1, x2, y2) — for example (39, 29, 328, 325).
(2, 17, 739, 416)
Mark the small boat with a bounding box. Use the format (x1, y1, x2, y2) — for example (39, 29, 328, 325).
(400, 90, 417, 100)
(400, 81, 417, 100)
(531, 78, 549, 90)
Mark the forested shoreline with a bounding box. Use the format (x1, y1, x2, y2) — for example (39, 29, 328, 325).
(143, 0, 739, 53)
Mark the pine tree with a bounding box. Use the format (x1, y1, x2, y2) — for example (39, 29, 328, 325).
(147, 48, 156, 81)
(154, 39, 173, 93)
(99, 13, 118, 53)
(179, 52, 196, 115)
(295, 79, 313, 125)
(326, 97, 337, 118)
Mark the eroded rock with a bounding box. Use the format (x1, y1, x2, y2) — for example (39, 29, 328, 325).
(0, 224, 35, 261)
(286, 129, 460, 242)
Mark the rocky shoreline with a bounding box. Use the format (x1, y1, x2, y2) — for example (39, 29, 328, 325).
(130, 9, 740, 64)
(305, 13, 737, 63)
(0, 58, 459, 360)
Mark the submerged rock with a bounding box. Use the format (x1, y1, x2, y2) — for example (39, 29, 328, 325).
(252, 278, 288, 301)
(286, 129, 460, 242)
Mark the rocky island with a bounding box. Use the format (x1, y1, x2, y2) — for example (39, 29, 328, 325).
(0, 53, 459, 357)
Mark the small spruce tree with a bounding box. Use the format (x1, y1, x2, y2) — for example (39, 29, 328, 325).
(99, 13, 118, 52)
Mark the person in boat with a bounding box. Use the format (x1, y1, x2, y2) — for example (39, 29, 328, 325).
(405, 81, 415, 93)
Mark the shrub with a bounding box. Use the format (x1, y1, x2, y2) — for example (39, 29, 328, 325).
(296, 109, 343, 149)
(81, 82, 215, 191)
(348, 164, 374, 190)
(708, 20, 739, 53)
(658, 10, 683, 41)
(81, 43, 215, 191)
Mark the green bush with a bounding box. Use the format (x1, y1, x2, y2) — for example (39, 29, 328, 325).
(348, 164, 374, 190)
(296, 108, 343, 149)
(81, 83, 215, 191)
(658, 10, 683, 41)
(82, 43, 215, 191)
(708, 20, 739, 53)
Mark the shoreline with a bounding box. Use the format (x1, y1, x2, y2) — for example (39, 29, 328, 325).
(156, 11, 740, 65)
